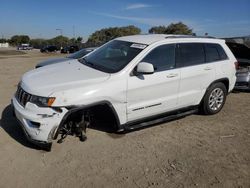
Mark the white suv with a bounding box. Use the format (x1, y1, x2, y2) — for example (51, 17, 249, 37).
(12, 34, 237, 150)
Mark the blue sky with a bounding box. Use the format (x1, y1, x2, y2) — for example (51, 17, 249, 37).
(0, 0, 250, 39)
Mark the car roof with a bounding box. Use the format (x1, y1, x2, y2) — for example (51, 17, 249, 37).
(116, 34, 225, 45)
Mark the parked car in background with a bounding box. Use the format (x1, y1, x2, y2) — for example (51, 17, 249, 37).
(61, 45, 79, 54)
(17, 44, 33, 50)
(226, 42, 250, 90)
(36, 47, 97, 68)
(40, 45, 58, 53)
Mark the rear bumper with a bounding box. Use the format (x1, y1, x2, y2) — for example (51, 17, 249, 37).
(234, 82, 250, 90)
(11, 97, 68, 144)
(234, 72, 250, 90)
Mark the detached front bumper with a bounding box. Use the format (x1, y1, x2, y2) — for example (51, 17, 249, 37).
(12, 97, 68, 145)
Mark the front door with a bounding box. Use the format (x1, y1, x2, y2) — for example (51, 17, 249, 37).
(127, 44, 180, 122)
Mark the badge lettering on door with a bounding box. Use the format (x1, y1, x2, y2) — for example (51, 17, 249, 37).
(132, 103, 162, 111)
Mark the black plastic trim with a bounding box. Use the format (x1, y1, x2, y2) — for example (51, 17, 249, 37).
(207, 78, 230, 93)
(123, 105, 198, 131)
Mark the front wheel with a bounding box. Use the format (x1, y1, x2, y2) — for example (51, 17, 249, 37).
(201, 82, 227, 115)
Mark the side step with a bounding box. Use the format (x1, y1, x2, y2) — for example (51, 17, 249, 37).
(124, 108, 198, 131)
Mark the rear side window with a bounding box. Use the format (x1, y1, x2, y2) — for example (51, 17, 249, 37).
(176, 43, 205, 67)
(205, 43, 220, 62)
(216, 44, 228, 60)
(142, 44, 175, 71)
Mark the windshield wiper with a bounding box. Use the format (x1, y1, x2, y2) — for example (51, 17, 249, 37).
(78, 57, 112, 73)
(79, 58, 94, 66)
(79, 58, 101, 70)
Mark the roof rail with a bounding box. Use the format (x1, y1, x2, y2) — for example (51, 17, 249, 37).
(165, 35, 215, 39)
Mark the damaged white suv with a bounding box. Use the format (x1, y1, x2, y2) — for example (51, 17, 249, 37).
(12, 35, 237, 150)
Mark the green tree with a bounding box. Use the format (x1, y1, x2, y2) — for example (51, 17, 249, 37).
(149, 22, 193, 35)
(69, 38, 76, 44)
(87, 25, 141, 46)
(149, 26, 167, 34)
(30, 38, 48, 49)
(0, 38, 7, 43)
(10, 35, 30, 45)
(48, 35, 70, 48)
(76, 37, 83, 43)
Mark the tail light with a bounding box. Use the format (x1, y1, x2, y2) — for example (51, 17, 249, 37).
(234, 61, 239, 70)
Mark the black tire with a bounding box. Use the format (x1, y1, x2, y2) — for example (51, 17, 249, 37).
(201, 82, 227, 115)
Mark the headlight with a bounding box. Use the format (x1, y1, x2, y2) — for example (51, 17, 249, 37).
(30, 96, 55, 107)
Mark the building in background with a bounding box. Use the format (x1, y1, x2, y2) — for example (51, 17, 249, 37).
(0, 43, 9, 48)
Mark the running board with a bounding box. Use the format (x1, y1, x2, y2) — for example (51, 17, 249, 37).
(124, 108, 198, 131)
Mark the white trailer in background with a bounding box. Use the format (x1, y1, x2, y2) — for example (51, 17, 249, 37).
(0, 42, 9, 48)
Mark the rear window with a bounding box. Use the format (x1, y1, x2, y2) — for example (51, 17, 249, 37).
(205, 43, 228, 62)
(216, 44, 228, 60)
(176, 43, 228, 67)
(176, 43, 205, 67)
(205, 43, 221, 62)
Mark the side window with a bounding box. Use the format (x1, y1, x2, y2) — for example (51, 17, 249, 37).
(216, 44, 228, 60)
(141, 44, 175, 71)
(176, 43, 205, 67)
(205, 43, 220, 62)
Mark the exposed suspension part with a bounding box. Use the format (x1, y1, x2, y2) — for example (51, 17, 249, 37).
(57, 111, 92, 143)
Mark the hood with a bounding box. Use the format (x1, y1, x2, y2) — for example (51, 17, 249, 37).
(36, 57, 71, 68)
(21, 60, 110, 96)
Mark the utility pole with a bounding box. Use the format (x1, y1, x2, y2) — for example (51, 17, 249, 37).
(73, 25, 75, 38)
(56, 28, 63, 36)
(56, 28, 63, 50)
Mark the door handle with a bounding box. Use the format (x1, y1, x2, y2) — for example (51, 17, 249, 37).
(204, 67, 212, 71)
(166, 73, 178, 78)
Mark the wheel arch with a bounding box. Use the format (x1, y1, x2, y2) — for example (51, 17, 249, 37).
(207, 78, 229, 93)
(200, 78, 229, 106)
(53, 100, 122, 140)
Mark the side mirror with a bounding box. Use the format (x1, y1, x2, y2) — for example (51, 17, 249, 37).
(136, 62, 154, 75)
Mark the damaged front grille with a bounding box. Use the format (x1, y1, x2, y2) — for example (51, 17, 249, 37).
(16, 86, 32, 107)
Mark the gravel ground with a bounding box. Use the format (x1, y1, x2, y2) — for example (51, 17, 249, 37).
(0, 49, 250, 188)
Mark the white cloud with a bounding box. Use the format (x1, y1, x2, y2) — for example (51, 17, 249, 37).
(90, 11, 202, 34)
(90, 11, 171, 26)
(125, 3, 152, 10)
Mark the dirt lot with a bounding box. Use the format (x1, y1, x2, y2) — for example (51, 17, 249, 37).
(0, 49, 249, 188)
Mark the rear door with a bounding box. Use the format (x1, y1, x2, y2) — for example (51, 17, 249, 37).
(176, 43, 216, 108)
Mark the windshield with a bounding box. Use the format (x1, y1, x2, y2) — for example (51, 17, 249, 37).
(67, 49, 93, 59)
(81, 40, 146, 73)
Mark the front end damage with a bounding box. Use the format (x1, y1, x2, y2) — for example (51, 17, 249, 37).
(12, 96, 93, 151)
(12, 96, 68, 150)
(12, 93, 118, 151)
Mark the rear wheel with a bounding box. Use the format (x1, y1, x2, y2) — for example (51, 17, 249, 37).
(201, 82, 227, 115)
